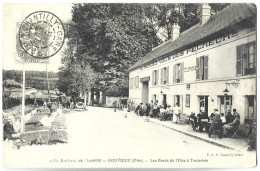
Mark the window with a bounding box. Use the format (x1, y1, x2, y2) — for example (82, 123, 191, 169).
(152, 70, 159, 86)
(160, 66, 169, 85)
(185, 94, 190, 107)
(134, 76, 139, 88)
(196, 56, 208, 80)
(130, 78, 133, 89)
(246, 95, 256, 120)
(173, 62, 184, 83)
(236, 42, 256, 75)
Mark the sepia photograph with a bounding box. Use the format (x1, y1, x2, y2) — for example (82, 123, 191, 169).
(1, 0, 257, 169)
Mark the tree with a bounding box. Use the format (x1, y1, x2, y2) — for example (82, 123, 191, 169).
(58, 4, 161, 96)
(58, 3, 230, 97)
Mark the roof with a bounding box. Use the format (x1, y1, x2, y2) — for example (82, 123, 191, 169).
(129, 3, 256, 71)
(3, 79, 22, 87)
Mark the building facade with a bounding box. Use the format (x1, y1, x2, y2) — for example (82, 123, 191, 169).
(129, 4, 256, 123)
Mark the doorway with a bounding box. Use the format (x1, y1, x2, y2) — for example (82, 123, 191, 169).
(163, 94, 167, 104)
(142, 81, 149, 104)
(218, 96, 232, 114)
(173, 95, 183, 113)
(199, 96, 208, 114)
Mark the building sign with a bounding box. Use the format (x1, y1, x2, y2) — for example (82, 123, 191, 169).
(140, 31, 238, 70)
(186, 84, 190, 90)
(225, 79, 240, 88)
(186, 94, 190, 107)
(184, 66, 197, 72)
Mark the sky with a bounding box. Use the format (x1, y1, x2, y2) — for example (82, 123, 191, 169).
(1, 0, 259, 73)
(2, 3, 73, 72)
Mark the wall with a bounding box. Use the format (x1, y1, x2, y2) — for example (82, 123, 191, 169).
(129, 27, 256, 122)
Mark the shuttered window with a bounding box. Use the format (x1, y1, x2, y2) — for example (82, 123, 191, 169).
(166, 66, 169, 84)
(161, 66, 169, 85)
(130, 78, 133, 89)
(152, 70, 159, 86)
(196, 56, 208, 81)
(173, 63, 184, 83)
(160, 68, 163, 85)
(173, 64, 176, 84)
(204, 56, 208, 80)
(196, 58, 200, 80)
(236, 46, 242, 75)
(180, 62, 184, 82)
(136, 76, 139, 88)
(152, 70, 155, 85)
(236, 42, 256, 76)
(156, 69, 159, 85)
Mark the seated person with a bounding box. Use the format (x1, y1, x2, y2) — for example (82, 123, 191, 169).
(208, 113, 223, 138)
(223, 114, 240, 137)
(145, 103, 150, 117)
(189, 112, 197, 131)
(220, 113, 226, 124)
(3, 116, 21, 149)
(197, 110, 206, 132)
(209, 113, 215, 122)
(225, 110, 233, 124)
(139, 103, 145, 116)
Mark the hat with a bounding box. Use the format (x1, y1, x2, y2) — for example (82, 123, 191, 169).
(215, 111, 220, 117)
(7, 115, 15, 120)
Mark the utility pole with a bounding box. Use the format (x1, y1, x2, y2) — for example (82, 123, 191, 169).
(46, 63, 50, 101)
(21, 63, 25, 133)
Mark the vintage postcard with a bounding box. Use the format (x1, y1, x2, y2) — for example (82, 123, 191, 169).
(1, 1, 257, 169)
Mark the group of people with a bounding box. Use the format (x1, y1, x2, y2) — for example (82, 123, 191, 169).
(134, 102, 152, 116)
(113, 99, 124, 112)
(134, 101, 182, 122)
(189, 108, 241, 138)
(207, 109, 240, 138)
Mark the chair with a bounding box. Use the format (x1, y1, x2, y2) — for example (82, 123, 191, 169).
(231, 125, 242, 138)
(209, 122, 223, 139)
(189, 118, 197, 131)
(211, 128, 223, 139)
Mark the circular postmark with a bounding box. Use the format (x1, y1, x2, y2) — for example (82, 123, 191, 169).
(19, 11, 65, 59)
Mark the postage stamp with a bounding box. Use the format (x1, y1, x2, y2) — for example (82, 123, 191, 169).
(19, 11, 65, 59)
(16, 22, 50, 63)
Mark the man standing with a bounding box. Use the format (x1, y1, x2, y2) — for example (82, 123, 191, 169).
(113, 100, 117, 112)
(173, 103, 181, 124)
(149, 100, 154, 118)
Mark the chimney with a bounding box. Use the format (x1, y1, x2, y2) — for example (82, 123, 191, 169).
(200, 3, 211, 25)
(171, 23, 180, 41)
